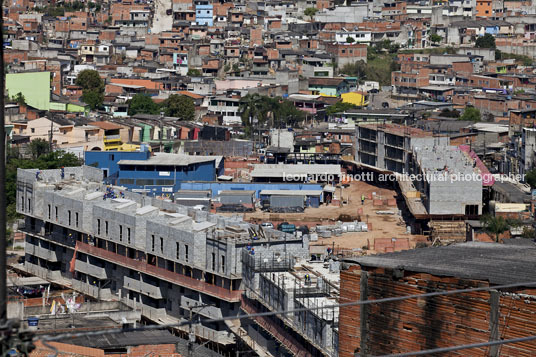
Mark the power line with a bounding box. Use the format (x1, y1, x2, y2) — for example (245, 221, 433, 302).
(375, 334, 536, 357)
(35, 280, 536, 345)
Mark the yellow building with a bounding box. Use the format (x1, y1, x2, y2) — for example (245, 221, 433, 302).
(341, 92, 369, 107)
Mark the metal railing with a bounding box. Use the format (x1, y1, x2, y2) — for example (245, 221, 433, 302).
(77, 242, 241, 302)
(240, 295, 313, 357)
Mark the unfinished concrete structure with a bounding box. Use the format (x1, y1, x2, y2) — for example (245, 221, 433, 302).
(355, 124, 449, 174)
(409, 144, 483, 215)
(16, 166, 309, 353)
(242, 250, 340, 356)
(520, 127, 536, 179)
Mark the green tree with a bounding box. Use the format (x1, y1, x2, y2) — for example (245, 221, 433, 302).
(340, 58, 396, 86)
(240, 95, 304, 136)
(29, 138, 50, 159)
(12, 92, 26, 105)
(75, 69, 104, 92)
(430, 34, 442, 44)
(6, 150, 82, 222)
(525, 169, 536, 189)
(128, 94, 159, 116)
(475, 33, 496, 49)
(161, 94, 195, 120)
(340, 61, 367, 82)
(480, 215, 509, 242)
(460, 106, 481, 121)
(304, 7, 318, 20)
(346, 36, 355, 44)
(240, 94, 269, 126)
(273, 99, 305, 128)
(81, 89, 104, 110)
(76, 70, 105, 110)
(187, 68, 201, 77)
(326, 101, 359, 116)
(440, 108, 460, 118)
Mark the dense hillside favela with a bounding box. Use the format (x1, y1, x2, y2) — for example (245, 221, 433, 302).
(3, 0, 536, 356)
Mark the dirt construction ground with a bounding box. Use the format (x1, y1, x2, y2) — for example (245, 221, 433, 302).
(243, 180, 427, 255)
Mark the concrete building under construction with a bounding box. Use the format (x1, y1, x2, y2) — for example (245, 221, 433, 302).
(16, 166, 309, 353)
(355, 123, 448, 174)
(241, 249, 340, 356)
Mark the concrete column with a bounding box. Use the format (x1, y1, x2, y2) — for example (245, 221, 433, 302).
(489, 290, 500, 357)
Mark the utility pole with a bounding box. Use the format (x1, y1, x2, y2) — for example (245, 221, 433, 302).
(49, 113, 54, 152)
(0, 9, 34, 355)
(188, 306, 195, 357)
(187, 304, 216, 357)
(159, 111, 164, 153)
(0, 0, 6, 329)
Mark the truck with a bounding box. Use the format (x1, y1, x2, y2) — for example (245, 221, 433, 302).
(277, 222, 296, 234)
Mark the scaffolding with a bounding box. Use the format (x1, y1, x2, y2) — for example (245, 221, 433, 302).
(241, 249, 294, 273)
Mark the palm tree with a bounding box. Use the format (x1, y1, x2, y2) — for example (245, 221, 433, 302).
(480, 215, 509, 243)
(239, 94, 268, 138)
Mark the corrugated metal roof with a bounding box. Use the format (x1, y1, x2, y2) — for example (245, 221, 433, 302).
(62, 330, 182, 349)
(118, 154, 221, 166)
(251, 164, 342, 178)
(345, 242, 536, 285)
(259, 190, 322, 196)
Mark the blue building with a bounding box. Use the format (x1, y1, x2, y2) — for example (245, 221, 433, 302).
(195, 0, 213, 26)
(85, 146, 151, 179)
(178, 182, 324, 199)
(85, 150, 223, 196)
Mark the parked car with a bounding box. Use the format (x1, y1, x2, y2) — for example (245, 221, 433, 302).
(261, 222, 274, 229)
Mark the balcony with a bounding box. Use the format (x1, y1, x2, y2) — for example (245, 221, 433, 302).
(25, 262, 62, 281)
(180, 296, 223, 319)
(19, 227, 76, 248)
(124, 298, 167, 320)
(76, 242, 242, 302)
(72, 279, 113, 300)
(75, 260, 107, 279)
(25, 242, 58, 262)
(191, 323, 234, 344)
(123, 275, 164, 299)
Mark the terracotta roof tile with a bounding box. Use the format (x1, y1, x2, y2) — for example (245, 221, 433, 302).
(91, 121, 123, 130)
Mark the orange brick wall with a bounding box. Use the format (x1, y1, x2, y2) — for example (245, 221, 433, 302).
(339, 266, 536, 357)
(476, 0, 492, 17)
(4, 50, 27, 64)
(469, 75, 501, 89)
(250, 28, 263, 46)
(99, 30, 116, 42)
(339, 265, 362, 357)
(117, 344, 181, 357)
(324, 43, 367, 58)
(452, 61, 474, 75)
